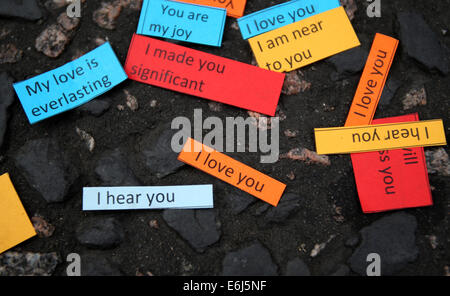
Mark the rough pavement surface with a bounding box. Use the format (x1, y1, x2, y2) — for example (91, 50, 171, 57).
(0, 0, 449, 275)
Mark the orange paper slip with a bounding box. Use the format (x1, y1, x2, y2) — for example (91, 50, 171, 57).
(178, 138, 286, 206)
(345, 33, 399, 127)
(0, 173, 36, 254)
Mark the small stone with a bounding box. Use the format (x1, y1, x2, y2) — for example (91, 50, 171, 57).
(340, 0, 357, 20)
(93, 2, 123, 30)
(137, 126, 185, 178)
(280, 148, 331, 166)
(310, 235, 336, 258)
(285, 258, 310, 276)
(286, 171, 295, 180)
(80, 252, 122, 276)
(231, 21, 239, 30)
(208, 102, 223, 112)
(44, 0, 71, 10)
(57, 12, 80, 31)
(222, 242, 278, 276)
(349, 212, 418, 275)
(163, 209, 221, 253)
(124, 90, 139, 111)
(149, 219, 159, 229)
(76, 127, 95, 152)
(76, 217, 125, 249)
(117, 104, 125, 111)
(425, 235, 438, 249)
(0, 0, 43, 20)
(32, 216, 55, 238)
(95, 149, 140, 186)
(0, 72, 15, 149)
(0, 252, 59, 276)
(119, 0, 143, 10)
(402, 86, 427, 110)
(397, 12, 449, 75)
(35, 24, 70, 58)
(247, 107, 286, 130)
(0, 44, 23, 64)
(263, 193, 301, 225)
(77, 99, 111, 116)
(14, 138, 79, 203)
(281, 71, 311, 95)
(150, 100, 157, 107)
(425, 148, 450, 176)
(284, 129, 299, 138)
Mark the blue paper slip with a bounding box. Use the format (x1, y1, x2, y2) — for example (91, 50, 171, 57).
(13, 42, 127, 124)
(237, 0, 341, 39)
(137, 0, 226, 47)
(83, 185, 214, 210)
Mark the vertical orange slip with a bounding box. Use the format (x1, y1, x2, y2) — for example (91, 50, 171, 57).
(178, 138, 286, 206)
(0, 173, 36, 254)
(344, 33, 399, 127)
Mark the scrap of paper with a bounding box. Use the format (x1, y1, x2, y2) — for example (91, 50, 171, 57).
(177, 0, 246, 18)
(0, 173, 36, 254)
(13, 42, 127, 124)
(83, 184, 213, 210)
(248, 6, 360, 72)
(345, 33, 399, 127)
(124, 34, 285, 116)
(237, 0, 340, 39)
(178, 138, 286, 206)
(314, 119, 447, 155)
(137, 0, 226, 47)
(351, 114, 433, 213)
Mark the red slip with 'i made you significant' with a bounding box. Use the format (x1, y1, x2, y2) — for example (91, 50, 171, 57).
(124, 34, 285, 116)
(350, 113, 433, 213)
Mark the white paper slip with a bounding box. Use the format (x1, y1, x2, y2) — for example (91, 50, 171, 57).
(83, 184, 214, 210)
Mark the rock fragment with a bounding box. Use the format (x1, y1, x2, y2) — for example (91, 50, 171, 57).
(76, 127, 95, 152)
(95, 149, 140, 186)
(93, 2, 123, 30)
(32, 216, 55, 238)
(0, 252, 59, 276)
(397, 12, 449, 75)
(340, 0, 357, 20)
(57, 12, 81, 31)
(0, 72, 15, 149)
(402, 86, 427, 110)
(425, 148, 450, 176)
(124, 90, 139, 111)
(328, 45, 368, 80)
(0, 44, 23, 64)
(280, 148, 330, 166)
(163, 209, 221, 253)
(281, 71, 311, 95)
(14, 138, 79, 203)
(0, 0, 43, 20)
(224, 188, 257, 215)
(76, 217, 125, 249)
(349, 212, 418, 275)
(379, 77, 402, 106)
(222, 242, 278, 276)
(35, 24, 69, 58)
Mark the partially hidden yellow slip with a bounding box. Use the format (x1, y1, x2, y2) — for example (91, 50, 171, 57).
(314, 119, 447, 155)
(248, 6, 360, 72)
(0, 173, 36, 254)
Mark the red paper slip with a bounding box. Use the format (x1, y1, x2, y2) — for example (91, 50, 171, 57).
(124, 34, 285, 116)
(350, 113, 433, 213)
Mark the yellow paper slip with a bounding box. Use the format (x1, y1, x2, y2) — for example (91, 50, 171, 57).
(314, 119, 447, 155)
(248, 6, 360, 72)
(0, 173, 36, 254)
